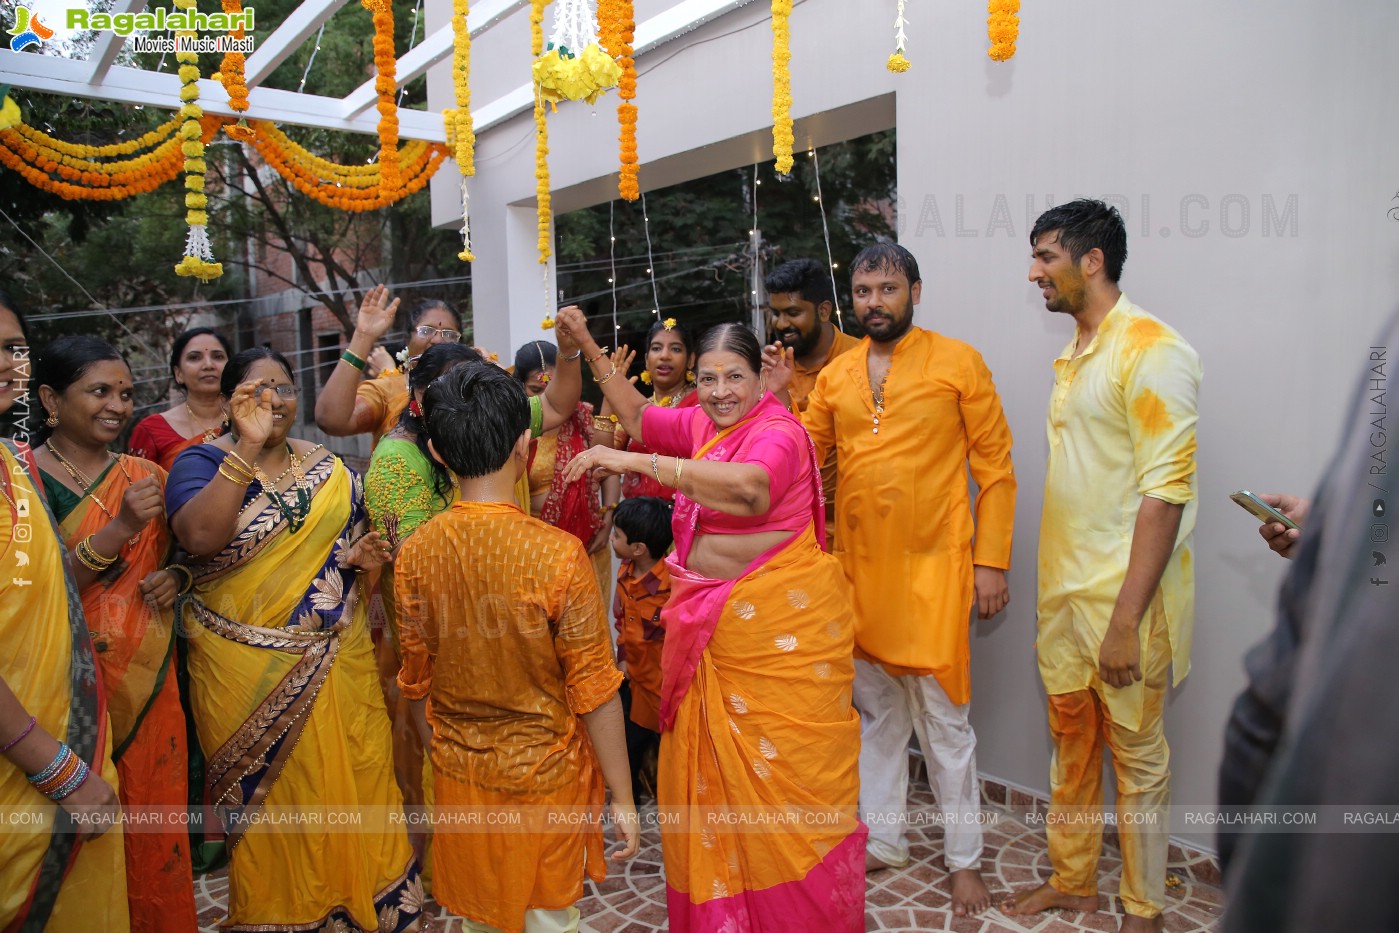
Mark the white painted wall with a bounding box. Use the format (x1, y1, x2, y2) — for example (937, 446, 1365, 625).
(432, 0, 1399, 849)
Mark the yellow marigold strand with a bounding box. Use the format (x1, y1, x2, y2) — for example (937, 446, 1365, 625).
(173, 0, 220, 280)
(532, 0, 552, 264)
(987, 0, 1019, 62)
(770, 0, 793, 175)
(362, 0, 402, 194)
(450, 0, 476, 261)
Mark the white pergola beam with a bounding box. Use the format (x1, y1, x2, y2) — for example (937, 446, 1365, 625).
(244, 0, 350, 88)
(341, 0, 526, 119)
(1, 55, 445, 141)
(473, 0, 754, 132)
(81, 0, 149, 85)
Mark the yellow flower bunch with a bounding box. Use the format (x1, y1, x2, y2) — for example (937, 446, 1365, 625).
(541, 316, 555, 330)
(886, 53, 911, 73)
(663, 317, 677, 330)
(14, 115, 181, 158)
(450, 0, 476, 261)
(0, 96, 21, 132)
(987, 0, 1020, 62)
(533, 43, 622, 106)
(532, 0, 552, 265)
(770, 0, 793, 175)
(173, 0, 221, 281)
(887, 0, 910, 73)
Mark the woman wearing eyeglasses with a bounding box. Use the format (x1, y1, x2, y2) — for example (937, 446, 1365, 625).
(314, 285, 465, 447)
(31, 335, 198, 933)
(166, 348, 423, 931)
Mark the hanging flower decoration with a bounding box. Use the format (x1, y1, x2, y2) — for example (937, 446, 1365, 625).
(597, 0, 638, 200)
(533, 0, 621, 106)
(249, 121, 446, 211)
(987, 0, 1019, 62)
(218, 0, 254, 140)
(532, 0, 552, 265)
(0, 114, 216, 200)
(448, 0, 476, 261)
(362, 0, 402, 195)
(887, 0, 910, 72)
(0, 90, 20, 131)
(541, 316, 555, 329)
(173, 0, 221, 281)
(770, 0, 793, 175)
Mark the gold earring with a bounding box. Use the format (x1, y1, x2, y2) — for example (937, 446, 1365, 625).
(686, 370, 696, 382)
(45, 412, 58, 427)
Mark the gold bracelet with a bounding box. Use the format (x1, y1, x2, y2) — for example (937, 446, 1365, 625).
(599, 364, 619, 385)
(592, 415, 614, 433)
(225, 450, 256, 475)
(218, 464, 253, 486)
(76, 536, 119, 571)
(584, 346, 611, 365)
(673, 457, 685, 487)
(650, 453, 662, 483)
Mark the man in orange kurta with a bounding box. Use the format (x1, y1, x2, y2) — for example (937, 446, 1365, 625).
(795, 243, 1015, 916)
(394, 360, 636, 933)
(766, 258, 863, 550)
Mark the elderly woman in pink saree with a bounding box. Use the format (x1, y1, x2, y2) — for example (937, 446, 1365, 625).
(560, 316, 865, 932)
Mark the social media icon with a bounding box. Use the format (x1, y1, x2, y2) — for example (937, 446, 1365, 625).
(1372, 578, 1390, 587)
(14, 498, 29, 518)
(13, 525, 30, 543)
(1373, 524, 1390, 544)
(15, 551, 28, 567)
(1375, 499, 1388, 517)
(1375, 551, 1388, 566)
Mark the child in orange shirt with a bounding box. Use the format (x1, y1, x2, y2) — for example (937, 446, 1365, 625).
(396, 362, 638, 933)
(610, 496, 673, 800)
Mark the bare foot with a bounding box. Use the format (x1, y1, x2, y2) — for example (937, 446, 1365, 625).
(1001, 881, 1100, 916)
(865, 851, 899, 873)
(1119, 913, 1164, 933)
(950, 868, 992, 915)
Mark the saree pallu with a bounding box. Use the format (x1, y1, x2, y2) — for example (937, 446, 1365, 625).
(529, 408, 609, 599)
(177, 454, 421, 932)
(0, 439, 129, 931)
(55, 456, 196, 933)
(659, 526, 866, 933)
(128, 413, 219, 472)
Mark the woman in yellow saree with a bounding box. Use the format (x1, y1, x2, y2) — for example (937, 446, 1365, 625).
(168, 348, 421, 932)
(559, 317, 866, 932)
(32, 335, 196, 932)
(0, 296, 128, 931)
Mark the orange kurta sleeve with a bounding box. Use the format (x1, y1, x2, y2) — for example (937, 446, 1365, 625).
(393, 533, 436, 702)
(959, 347, 1016, 570)
(553, 546, 624, 716)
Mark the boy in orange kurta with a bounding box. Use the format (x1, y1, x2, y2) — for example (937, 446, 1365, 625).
(395, 361, 638, 933)
(793, 243, 1016, 917)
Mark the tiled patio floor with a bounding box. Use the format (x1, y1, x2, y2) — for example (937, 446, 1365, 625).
(196, 781, 1224, 932)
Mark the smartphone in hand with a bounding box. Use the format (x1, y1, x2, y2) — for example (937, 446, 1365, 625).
(1231, 490, 1300, 530)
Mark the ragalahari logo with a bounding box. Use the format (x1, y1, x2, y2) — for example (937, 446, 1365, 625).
(8, 4, 54, 52)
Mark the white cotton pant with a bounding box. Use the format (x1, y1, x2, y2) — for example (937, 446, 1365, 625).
(462, 907, 581, 933)
(852, 659, 983, 872)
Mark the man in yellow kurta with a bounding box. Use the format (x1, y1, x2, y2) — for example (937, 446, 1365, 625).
(766, 258, 863, 550)
(792, 243, 1016, 917)
(394, 361, 637, 933)
(1005, 200, 1201, 933)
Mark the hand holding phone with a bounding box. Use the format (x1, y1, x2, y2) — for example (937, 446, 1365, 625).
(1231, 490, 1301, 530)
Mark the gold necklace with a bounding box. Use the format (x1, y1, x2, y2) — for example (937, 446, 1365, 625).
(657, 384, 693, 408)
(185, 401, 225, 443)
(872, 372, 889, 435)
(46, 440, 142, 544)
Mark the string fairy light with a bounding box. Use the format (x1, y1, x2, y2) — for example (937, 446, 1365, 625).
(810, 145, 843, 329)
(641, 191, 660, 317)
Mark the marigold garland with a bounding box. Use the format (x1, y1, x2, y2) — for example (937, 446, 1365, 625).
(770, 0, 793, 175)
(173, 0, 220, 281)
(362, 0, 402, 195)
(448, 0, 476, 261)
(532, 0, 552, 265)
(987, 0, 1019, 62)
(887, 0, 910, 72)
(0, 118, 218, 200)
(249, 121, 446, 211)
(218, 0, 252, 141)
(598, 0, 638, 200)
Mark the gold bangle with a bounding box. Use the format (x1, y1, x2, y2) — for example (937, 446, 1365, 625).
(167, 564, 194, 594)
(584, 346, 611, 365)
(225, 451, 256, 475)
(218, 464, 253, 486)
(592, 415, 614, 432)
(650, 452, 661, 483)
(75, 536, 119, 571)
(599, 364, 619, 385)
(673, 457, 685, 487)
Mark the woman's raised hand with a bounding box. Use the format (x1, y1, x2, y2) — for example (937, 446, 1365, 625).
(610, 345, 638, 385)
(554, 306, 598, 357)
(228, 381, 277, 447)
(761, 343, 795, 396)
(354, 284, 400, 341)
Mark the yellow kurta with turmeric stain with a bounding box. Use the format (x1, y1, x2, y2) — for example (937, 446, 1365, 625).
(1037, 294, 1202, 732)
(802, 327, 1016, 704)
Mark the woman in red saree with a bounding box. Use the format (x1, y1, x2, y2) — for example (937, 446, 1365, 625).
(127, 327, 231, 470)
(515, 339, 618, 598)
(560, 316, 866, 932)
(33, 336, 197, 932)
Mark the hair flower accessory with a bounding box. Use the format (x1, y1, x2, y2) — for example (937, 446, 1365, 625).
(663, 317, 677, 330)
